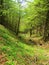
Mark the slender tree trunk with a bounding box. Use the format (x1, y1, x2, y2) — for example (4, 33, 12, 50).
(44, 10, 49, 41)
(30, 29, 32, 37)
(16, 0, 21, 36)
(0, 0, 3, 24)
(16, 14, 20, 35)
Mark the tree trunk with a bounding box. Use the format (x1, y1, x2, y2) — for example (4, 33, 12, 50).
(44, 10, 49, 41)
(30, 29, 32, 37)
(0, 0, 3, 24)
(16, 14, 20, 36)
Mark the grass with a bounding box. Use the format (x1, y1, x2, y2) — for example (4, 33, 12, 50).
(0, 24, 49, 65)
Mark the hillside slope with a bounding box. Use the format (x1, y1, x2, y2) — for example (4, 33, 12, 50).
(0, 24, 49, 65)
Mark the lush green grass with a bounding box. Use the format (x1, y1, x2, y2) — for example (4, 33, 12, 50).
(0, 24, 49, 65)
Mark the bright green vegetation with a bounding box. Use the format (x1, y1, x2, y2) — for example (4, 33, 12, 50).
(0, 25, 49, 65)
(0, 0, 49, 41)
(0, 0, 49, 65)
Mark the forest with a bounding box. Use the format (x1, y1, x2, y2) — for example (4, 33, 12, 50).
(0, 0, 49, 65)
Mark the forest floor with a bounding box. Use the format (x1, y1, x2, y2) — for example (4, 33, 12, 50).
(0, 24, 49, 65)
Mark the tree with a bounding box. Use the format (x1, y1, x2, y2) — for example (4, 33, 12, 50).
(16, 0, 22, 35)
(43, 0, 49, 41)
(0, 0, 3, 24)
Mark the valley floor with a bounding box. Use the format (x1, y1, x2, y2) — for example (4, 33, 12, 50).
(0, 24, 49, 65)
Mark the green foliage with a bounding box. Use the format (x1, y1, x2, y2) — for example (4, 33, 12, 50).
(0, 0, 49, 64)
(0, 25, 49, 65)
(0, 0, 49, 37)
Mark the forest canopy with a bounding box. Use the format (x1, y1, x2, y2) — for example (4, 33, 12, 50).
(0, 0, 49, 41)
